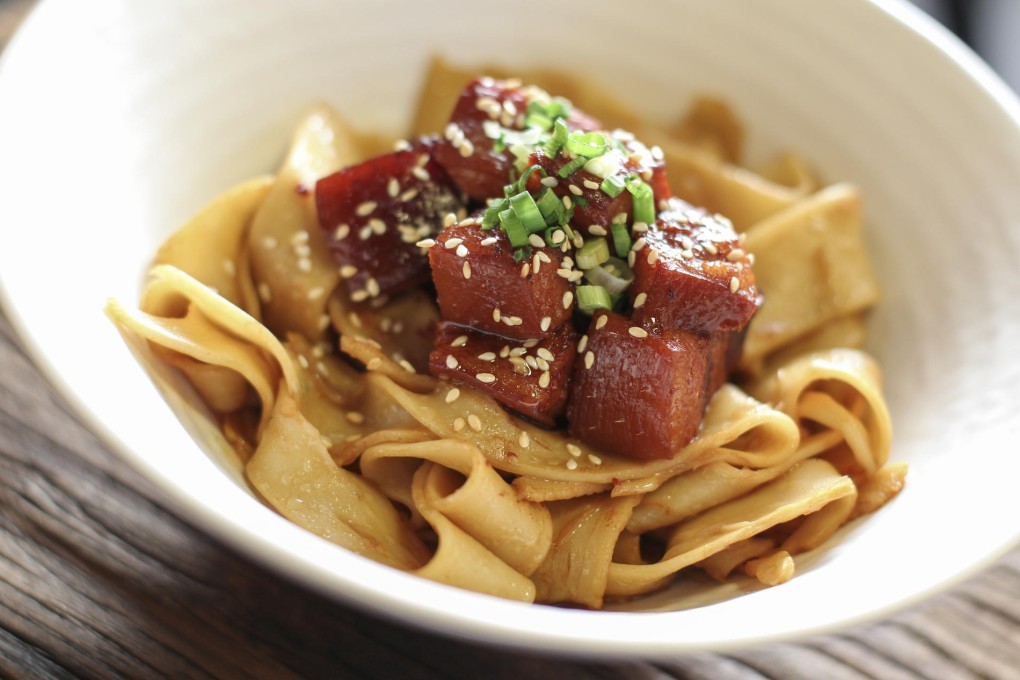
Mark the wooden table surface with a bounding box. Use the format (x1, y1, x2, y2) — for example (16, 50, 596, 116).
(2, 2, 1019, 678)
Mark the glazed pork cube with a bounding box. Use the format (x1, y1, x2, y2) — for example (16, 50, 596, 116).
(706, 329, 744, 395)
(429, 321, 579, 426)
(630, 201, 759, 333)
(429, 219, 573, 340)
(433, 77, 602, 201)
(525, 137, 670, 239)
(316, 138, 462, 301)
(566, 312, 712, 460)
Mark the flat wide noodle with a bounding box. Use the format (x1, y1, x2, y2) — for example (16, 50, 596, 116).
(107, 75, 904, 608)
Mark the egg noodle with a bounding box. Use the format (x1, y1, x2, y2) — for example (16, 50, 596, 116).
(106, 58, 905, 608)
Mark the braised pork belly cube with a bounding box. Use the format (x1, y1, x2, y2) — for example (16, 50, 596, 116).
(630, 201, 759, 333)
(433, 77, 602, 201)
(525, 138, 670, 239)
(566, 312, 712, 460)
(316, 138, 462, 301)
(706, 329, 744, 396)
(429, 219, 573, 340)
(429, 321, 579, 426)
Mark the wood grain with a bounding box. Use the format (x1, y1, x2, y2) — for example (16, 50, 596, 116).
(1, 2, 1019, 677)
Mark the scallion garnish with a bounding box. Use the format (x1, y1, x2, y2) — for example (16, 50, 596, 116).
(576, 236, 610, 270)
(576, 285, 613, 313)
(544, 118, 569, 157)
(611, 222, 632, 257)
(557, 156, 588, 178)
(600, 175, 626, 198)
(582, 260, 634, 295)
(509, 191, 547, 234)
(500, 208, 530, 247)
(513, 246, 533, 263)
(565, 131, 609, 158)
(543, 226, 566, 248)
(516, 164, 546, 193)
(625, 174, 655, 226)
(536, 188, 564, 224)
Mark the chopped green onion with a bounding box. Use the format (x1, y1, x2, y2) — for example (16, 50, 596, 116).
(500, 208, 529, 247)
(573, 195, 589, 208)
(509, 191, 546, 234)
(565, 131, 609, 158)
(545, 118, 569, 157)
(481, 196, 508, 230)
(557, 156, 589, 178)
(626, 175, 655, 226)
(600, 175, 626, 198)
(576, 237, 610, 270)
(610, 222, 632, 257)
(516, 164, 546, 193)
(536, 188, 564, 224)
(576, 285, 613, 314)
(583, 259, 635, 295)
(513, 246, 532, 263)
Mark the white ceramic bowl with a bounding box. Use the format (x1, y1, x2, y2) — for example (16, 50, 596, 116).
(2, 0, 1020, 656)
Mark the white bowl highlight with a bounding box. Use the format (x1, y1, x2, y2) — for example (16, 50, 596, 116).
(2, 0, 1019, 655)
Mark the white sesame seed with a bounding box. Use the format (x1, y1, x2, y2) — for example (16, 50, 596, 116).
(478, 352, 496, 362)
(476, 372, 496, 383)
(568, 184, 583, 196)
(595, 315, 608, 330)
(445, 387, 461, 403)
(628, 251, 636, 267)
(562, 291, 574, 309)
(510, 346, 528, 357)
(525, 355, 538, 370)
(588, 454, 602, 465)
(446, 355, 459, 369)
(566, 443, 582, 457)
(578, 334, 588, 353)
(730, 276, 740, 293)
(537, 251, 551, 264)
(297, 354, 310, 369)
(492, 308, 501, 322)
(480, 237, 498, 246)
(369, 218, 386, 235)
(351, 289, 370, 303)
(456, 244, 469, 258)
(566, 459, 578, 470)
(562, 195, 573, 209)
(540, 316, 552, 332)
(468, 414, 483, 432)
(628, 326, 648, 338)
(523, 338, 540, 348)
(458, 139, 474, 157)
(366, 357, 383, 370)
(647, 249, 659, 265)
(532, 252, 541, 274)
(297, 258, 312, 273)
(334, 224, 350, 240)
(500, 345, 511, 358)
(444, 237, 463, 249)
(584, 350, 594, 369)
(631, 237, 647, 252)
(583, 179, 600, 190)
(258, 282, 272, 303)
(541, 176, 559, 187)
(632, 221, 648, 233)
(416, 238, 436, 248)
(387, 178, 400, 198)
(518, 431, 530, 448)
(634, 292, 647, 308)
(340, 264, 358, 279)
(703, 241, 718, 255)
(520, 262, 530, 278)
(680, 249, 694, 259)
(747, 253, 756, 266)
(589, 225, 608, 237)
(413, 167, 430, 182)
(528, 234, 545, 248)
(727, 248, 746, 262)
(359, 225, 373, 240)
(399, 188, 418, 202)
(612, 212, 629, 224)
(399, 359, 416, 373)
(537, 347, 555, 362)
(556, 268, 573, 280)
(450, 335, 469, 348)
(651, 145, 664, 161)
(453, 417, 466, 432)
(356, 201, 377, 217)
(366, 277, 381, 298)
(346, 411, 365, 424)
(462, 261, 472, 279)
(551, 230, 565, 244)
(349, 312, 363, 328)
(538, 371, 551, 388)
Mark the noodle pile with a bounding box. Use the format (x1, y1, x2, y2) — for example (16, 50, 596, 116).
(106, 58, 905, 608)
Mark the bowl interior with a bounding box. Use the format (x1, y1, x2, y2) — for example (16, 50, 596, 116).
(2, 0, 1020, 655)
